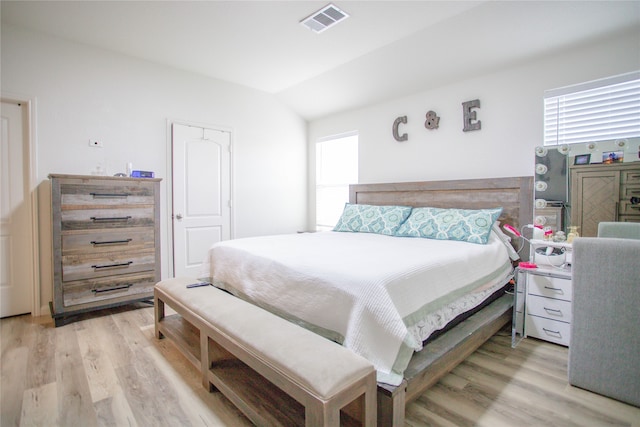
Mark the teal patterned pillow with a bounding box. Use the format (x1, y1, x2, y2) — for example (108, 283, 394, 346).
(395, 207, 502, 244)
(333, 204, 412, 236)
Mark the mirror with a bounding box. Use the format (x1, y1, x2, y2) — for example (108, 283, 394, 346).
(534, 146, 570, 237)
(534, 138, 640, 239)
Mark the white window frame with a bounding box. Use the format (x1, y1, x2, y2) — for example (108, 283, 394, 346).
(544, 71, 640, 147)
(315, 131, 358, 231)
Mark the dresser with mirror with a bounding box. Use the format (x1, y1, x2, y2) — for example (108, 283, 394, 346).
(514, 138, 639, 347)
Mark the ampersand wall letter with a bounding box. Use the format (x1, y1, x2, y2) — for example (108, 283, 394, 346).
(424, 111, 440, 130)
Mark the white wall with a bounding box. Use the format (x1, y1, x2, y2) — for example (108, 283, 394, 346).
(308, 28, 640, 220)
(1, 25, 308, 314)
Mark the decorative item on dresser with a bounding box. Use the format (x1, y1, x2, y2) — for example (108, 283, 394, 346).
(49, 174, 161, 327)
(570, 162, 640, 237)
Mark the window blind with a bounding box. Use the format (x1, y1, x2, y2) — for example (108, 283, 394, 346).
(544, 71, 640, 146)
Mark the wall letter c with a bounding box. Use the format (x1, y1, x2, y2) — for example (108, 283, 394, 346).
(393, 116, 408, 142)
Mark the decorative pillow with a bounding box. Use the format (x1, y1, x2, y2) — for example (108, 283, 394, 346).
(333, 204, 412, 236)
(395, 207, 503, 244)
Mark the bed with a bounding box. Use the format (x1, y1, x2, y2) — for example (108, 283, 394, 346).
(168, 176, 533, 426)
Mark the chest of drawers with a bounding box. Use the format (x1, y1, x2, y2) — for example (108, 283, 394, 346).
(49, 174, 161, 326)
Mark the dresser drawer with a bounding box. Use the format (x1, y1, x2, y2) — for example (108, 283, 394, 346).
(619, 201, 640, 216)
(62, 249, 156, 282)
(62, 227, 155, 254)
(62, 272, 156, 307)
(526, 294, 572, 323)
(622, 170, 640, 185)
(60, 180, 156, 207)
(527, 274, 572, 301)
(61, 206, 155, 230)
(621, 183, 640, 198)
(525, 315, 570, 346)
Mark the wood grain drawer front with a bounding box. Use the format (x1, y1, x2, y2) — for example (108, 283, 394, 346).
(619, 201, 640, 216)
(62, 228, 155, 254)
(62, 249, 156, 282)
(61, 206, 154, 230)
(526, 294, 572, 323)
(63, 272, 156, 307)
(527, 274, 572, 301)
(622, 184, 640, 198)
(525, 315, 570, 346)
(622, 169, 640, 185)
(620, 184, 640, 217)
(60, 181, 156, 207)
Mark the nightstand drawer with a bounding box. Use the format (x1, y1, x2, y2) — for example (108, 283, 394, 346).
(526, 294, 572, 323)
(527, 274, 572, 301)
(525, 315, 570, 346)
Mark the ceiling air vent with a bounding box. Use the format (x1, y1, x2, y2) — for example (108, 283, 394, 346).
(300, 3, 349, 33)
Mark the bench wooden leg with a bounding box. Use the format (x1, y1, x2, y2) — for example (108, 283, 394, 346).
(200, 332, 210, 391)
(304, 373, 377, 427)
(154, 294, 165, 339)
(366, 376, 378, 426)
(305, 403, 339, 427)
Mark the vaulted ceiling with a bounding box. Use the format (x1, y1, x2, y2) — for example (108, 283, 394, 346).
(2, 1, 639, 120)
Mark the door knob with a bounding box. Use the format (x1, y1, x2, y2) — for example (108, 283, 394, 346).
(175, 213, 183, 220)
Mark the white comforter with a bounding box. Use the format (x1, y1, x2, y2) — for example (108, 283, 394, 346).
(202, 231, 512, 385)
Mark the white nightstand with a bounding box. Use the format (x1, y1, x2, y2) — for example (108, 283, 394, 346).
(512, 241, 573, 347)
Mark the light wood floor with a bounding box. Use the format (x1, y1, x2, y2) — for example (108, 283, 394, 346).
(2, 304, 639, 427)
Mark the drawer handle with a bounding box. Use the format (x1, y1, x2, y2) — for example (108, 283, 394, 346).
(90, 192, 130, 198)
(92, 284, 133, 294)
(542, 327, 562, 337)
(544, 307, 562, 315)
(543, 286, 563, 293)
(91, 261, 133, 270)
(90, 239, 133, 246)
(90, 216, 132, 222)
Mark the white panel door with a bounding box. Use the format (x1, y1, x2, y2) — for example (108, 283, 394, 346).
(172, 123, 231, 279)
(0, 101, 33, 317)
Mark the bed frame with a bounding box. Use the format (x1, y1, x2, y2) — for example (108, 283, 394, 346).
(160, 176, 533, 426)
(349, 176, 533, 426)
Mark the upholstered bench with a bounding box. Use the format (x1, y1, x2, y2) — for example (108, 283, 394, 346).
(154, 277, 377, 426)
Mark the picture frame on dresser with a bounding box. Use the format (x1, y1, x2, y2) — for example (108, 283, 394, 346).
(49, 174, 161, 327)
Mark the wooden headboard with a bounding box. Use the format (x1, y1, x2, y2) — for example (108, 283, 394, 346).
(349, 176, 534, 232)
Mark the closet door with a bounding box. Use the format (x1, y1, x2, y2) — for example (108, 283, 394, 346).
(171, 123, 231, 279)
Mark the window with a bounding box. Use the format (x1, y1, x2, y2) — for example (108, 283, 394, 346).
(315, 132, 358, 231)
(544, 71, 640, 146)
